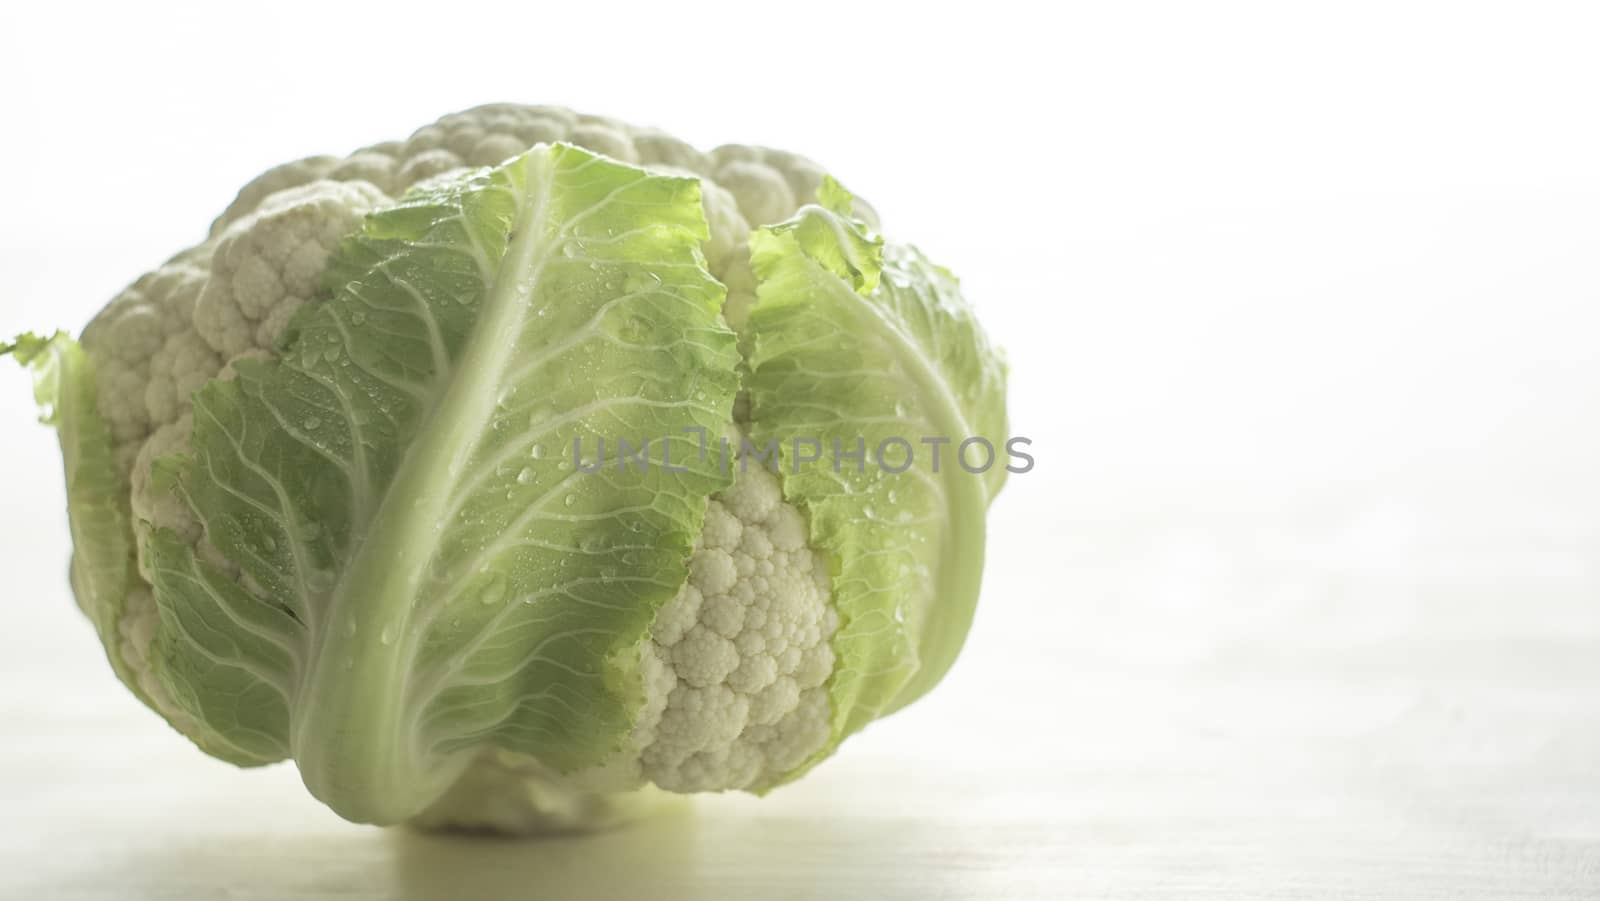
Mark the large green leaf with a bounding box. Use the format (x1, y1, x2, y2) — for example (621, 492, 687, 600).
(4, 334, 145, 692)
(745, 185, 1007, 760)
(148, 144, 739, 823)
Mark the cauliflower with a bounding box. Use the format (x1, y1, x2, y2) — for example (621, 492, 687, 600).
(635, 463, 839, 793)
(9, 105, 1008, 833)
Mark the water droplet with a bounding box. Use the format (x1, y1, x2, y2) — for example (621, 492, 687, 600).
(344, 617, 357, 637)
(477, 573, 509, 606)
(863, 505, 876, 519)
(613, 314, 650, 342)
(562, 243, 580, 258)
(564, 494, 577, 507)
(530, 443, 546, 460)
(624, 271, 663, 293)
(516, 467, 535, 484)
(350, 311, 367, 326)
(261, 534, 277, 553)
(379, 624, 397, 645)
(303, 416, 322, 430)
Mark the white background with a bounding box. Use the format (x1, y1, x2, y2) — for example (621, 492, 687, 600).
(2, 2, 1598, 897)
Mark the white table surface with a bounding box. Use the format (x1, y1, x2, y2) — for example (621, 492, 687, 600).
(4, 467, 1598, 899)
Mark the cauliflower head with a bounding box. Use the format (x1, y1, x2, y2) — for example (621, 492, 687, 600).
(10, 105, 1008, 832)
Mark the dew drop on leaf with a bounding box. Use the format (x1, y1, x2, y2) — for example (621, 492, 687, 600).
(478, 573, 509, 606)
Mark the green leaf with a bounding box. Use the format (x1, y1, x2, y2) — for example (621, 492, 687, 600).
(761, 179, 883, 295)
(150, 144, 739, 824)
(5, 333, 145, 696)
(746, 204, 1007, 767)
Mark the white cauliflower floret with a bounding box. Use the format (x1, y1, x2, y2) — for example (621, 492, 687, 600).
(208, 104, 863, 252)
(697, 180, 760, 333)
(143, 331, 220, 428)
(631, 464, 839, 793)
(81, 256, 215, 469)
(209, 156, 341, 237)
(130, 416, 198, 550)
(196, 180, 389, 358)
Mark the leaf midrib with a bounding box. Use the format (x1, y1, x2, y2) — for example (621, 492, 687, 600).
(788, 250, 992, 716)
(288, 153, 558, 824)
